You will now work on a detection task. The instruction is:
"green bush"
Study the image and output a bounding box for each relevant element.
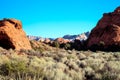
[0,60,44,80]
[64,43,71,50]
[52,41,60,48]
[0,61,27,76]
[101,72,117,80]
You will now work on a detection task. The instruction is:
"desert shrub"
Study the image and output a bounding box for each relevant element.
[0,61,27,76]
[68,70,83,80]
[84,67,95,80]
[34,47,45,53]
[53,55,62,62]
[64,43,71,50]
[43,68,72,80]
[78,53,86,60]
[113,52,120,61]
[67,54,76,60]
[30,43,45,52]
[94,73,102,80]
[71,40,82,50]
[52,41,60,48]
[106,44,120,51]
[30,40,52,53]
[19,49,43,58]
[101,72,117,80]
[60,43,72,50]
[0,47,5,52]
[59,43,65,48]
[89,44,99,51]
[89,42,120,51]
[88,41,106,51]
[0,47,120,80]
[78,61,87,68]
[86,58,104,72]
[64,60,79,72]
[100,61,120,80]
[0,57,46,80]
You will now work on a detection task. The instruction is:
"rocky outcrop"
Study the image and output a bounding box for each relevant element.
[87,7,120,51]
[0,18,31,50]
[55,38,70,44]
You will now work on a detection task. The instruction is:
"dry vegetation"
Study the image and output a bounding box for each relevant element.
[0,41,119,80]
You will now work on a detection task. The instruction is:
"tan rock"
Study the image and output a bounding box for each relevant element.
[0,18,31,50]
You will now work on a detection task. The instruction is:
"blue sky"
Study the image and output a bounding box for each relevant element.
[0,0,119,38]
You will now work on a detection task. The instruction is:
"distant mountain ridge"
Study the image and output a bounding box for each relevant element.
[63,32,90,41]
[27,31,90,42]
[27,35,42,41]
[27,35,54,41]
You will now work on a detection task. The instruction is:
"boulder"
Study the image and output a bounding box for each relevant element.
[0,18,31,50]
[87,6,120,51]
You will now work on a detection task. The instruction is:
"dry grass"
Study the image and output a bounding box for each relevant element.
[0,46,119,80]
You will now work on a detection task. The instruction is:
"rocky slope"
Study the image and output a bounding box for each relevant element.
[87,7,120,51]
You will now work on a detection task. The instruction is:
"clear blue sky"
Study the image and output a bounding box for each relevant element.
[0,0,119,38]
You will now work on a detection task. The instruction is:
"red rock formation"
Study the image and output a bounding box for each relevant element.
[87,7,120,50]
[0,18,31,50]
[55,38,70,44]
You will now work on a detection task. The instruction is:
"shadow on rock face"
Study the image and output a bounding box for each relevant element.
[0,38,15,49]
